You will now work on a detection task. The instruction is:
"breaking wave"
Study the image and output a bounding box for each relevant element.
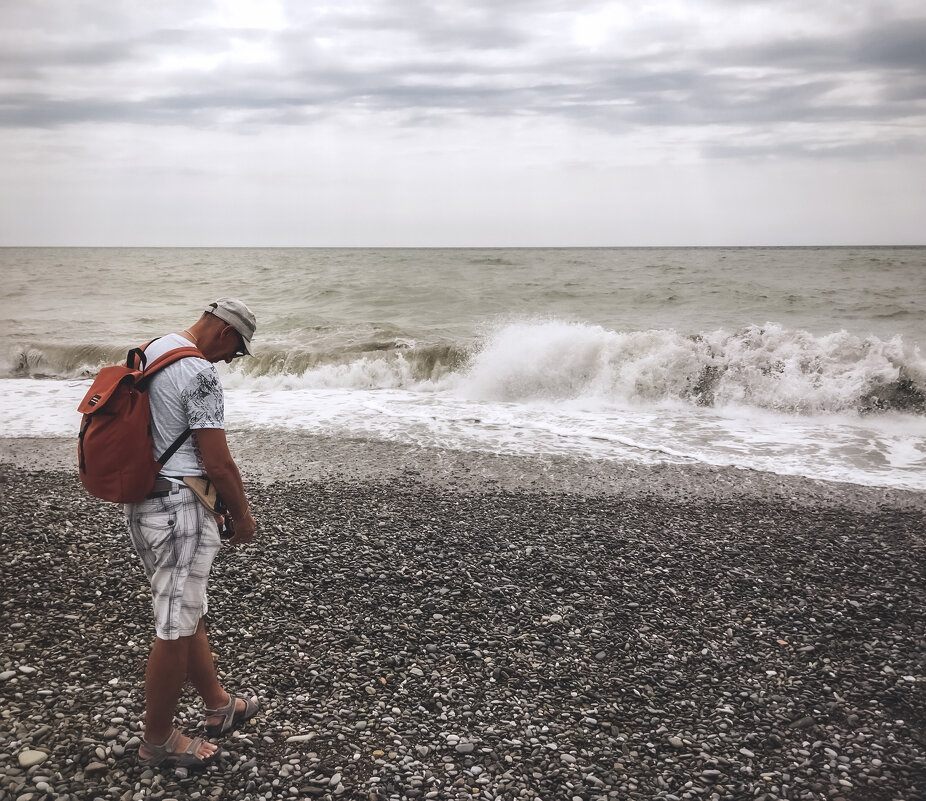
[6,321,925,415]
[457,321,926,415]
[4,344,129,380]
[229,342,467,388]
[3,340,470,387]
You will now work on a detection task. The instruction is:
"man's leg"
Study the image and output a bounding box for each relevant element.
[185,618,247,726]
[143,634,216,759]
[130,490,223,759]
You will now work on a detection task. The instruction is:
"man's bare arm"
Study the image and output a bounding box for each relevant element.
[194,428,256,543]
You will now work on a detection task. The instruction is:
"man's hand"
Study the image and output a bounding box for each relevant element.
[229,510,257,545]
[195,428,254,544]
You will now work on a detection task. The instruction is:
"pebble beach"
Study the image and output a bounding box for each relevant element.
[1,436,925,801]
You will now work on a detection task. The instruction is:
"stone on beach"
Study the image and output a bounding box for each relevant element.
[17,750,48,768]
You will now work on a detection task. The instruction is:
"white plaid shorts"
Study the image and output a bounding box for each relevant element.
[125,484,221,641]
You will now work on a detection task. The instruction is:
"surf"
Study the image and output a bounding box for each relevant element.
[456,320,926,415]
[6,320,925,417]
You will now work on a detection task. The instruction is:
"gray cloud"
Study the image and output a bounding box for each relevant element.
[854,19,926,71]
[0,1,923,161]
[725,18,926,72]
[321,3,532,51]
[704,136,926,161]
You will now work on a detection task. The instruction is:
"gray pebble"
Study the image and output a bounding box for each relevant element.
[17,750,47,768]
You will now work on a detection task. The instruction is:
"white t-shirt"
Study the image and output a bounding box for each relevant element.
[143,334,224,478]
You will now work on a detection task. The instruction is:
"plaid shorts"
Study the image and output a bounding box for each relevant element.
[125,484,221,641]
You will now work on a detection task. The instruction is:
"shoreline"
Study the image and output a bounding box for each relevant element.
[1,439,925,799]
[2,433,925,512]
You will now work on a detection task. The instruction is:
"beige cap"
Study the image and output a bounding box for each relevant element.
[206,298,256,355]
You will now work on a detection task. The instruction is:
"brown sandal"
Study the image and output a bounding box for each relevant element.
[204,691,260,736]
[137,727,215,768]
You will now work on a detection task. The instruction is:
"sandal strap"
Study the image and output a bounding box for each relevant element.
[162,727,183,753]
[204,692,236,717]
[242,695,259,718]
[140,727,182,763]
[139,728,214,767]
[205,692,238,729]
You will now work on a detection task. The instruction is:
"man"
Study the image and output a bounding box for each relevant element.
[126,298,260,767]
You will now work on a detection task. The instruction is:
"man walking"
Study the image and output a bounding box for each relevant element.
[126,298,260,767]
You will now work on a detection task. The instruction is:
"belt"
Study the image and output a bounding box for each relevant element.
[147,477,184,498]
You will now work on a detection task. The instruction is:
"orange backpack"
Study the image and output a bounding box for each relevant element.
[77,343,205,503]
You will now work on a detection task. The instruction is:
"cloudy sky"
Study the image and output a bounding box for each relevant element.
[1,0,924,246]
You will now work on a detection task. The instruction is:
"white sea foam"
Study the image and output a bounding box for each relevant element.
[223,352,442,392]
[456,320,925,414]
[8,320,925,418]
[4,377,925,490]
[217,320,926,420]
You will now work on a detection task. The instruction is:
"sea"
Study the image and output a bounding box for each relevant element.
[1,247,924,491]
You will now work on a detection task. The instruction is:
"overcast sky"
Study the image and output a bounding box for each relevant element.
[1,0,924,246]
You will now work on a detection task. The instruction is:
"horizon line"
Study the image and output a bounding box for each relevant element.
[2,243,925,249]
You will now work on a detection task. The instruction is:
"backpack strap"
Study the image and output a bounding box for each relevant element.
[127,338,158,370]
[136,342,208,466]
[157,428,194,467]
[127,347,147,370]
[142,346,207,378]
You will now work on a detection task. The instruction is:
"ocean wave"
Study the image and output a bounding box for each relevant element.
[3,340,470,386]
[5,322,925,415]
[226,342,467,387]
[4,344,129,380]
[457,321,926,415]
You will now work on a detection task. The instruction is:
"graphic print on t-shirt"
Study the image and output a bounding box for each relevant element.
[182,370,224,429]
